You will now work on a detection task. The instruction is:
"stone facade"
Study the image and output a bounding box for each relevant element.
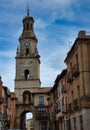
[50,69,67,130]
[65,31,90,130]
[50,31,90,130]
[0,77,11,130]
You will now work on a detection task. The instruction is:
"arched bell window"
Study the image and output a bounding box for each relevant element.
[30,24,33,30]
[26,23,29,30]
[24,69,30,80]
[26,48,29,55]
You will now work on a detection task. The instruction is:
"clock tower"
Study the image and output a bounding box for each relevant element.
[14,8,51,130]
[15,9,41,103]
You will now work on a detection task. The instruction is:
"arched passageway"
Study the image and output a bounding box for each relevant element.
[20,110,33,130]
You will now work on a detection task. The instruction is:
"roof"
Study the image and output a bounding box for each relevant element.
[10,92,17,99]
[32,87,51,94]
[51,69,67,92]
[64,30,90,62]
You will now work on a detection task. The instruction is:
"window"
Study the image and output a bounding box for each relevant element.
[70,62,72,71]
[24,69,30,80]
[39,96,44,104]
[73,117,76,130]
[75,54,78,66]
[71,91,74,101]
[30,24,33,30]
[24,24,25,29]
[77,85,80,98]
[66,119,71,130]
[80,115,83,130]
[26,48,29,55]
[26,23,29,30]
[39,121,47,130]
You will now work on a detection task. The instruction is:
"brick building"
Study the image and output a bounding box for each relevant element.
[0,77,11,130]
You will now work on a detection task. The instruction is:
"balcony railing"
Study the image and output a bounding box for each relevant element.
[0,96,3,104]
[73,99,81,110]
[61,105,66,114]
[67,72,73,83]
[72,64,79,78]
[35,113,49,120]
[68,103,73,113]
[35,106,49,120]
[61,86,67,93]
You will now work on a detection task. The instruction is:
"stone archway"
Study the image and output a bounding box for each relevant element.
[20,110,33,130]
[15,104,34,130]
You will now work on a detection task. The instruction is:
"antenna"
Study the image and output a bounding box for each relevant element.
[27,4,30,16]
[68,41,72,50]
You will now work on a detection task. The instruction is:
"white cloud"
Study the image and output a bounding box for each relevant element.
[40,62,60,87]
[32,0,72,9]
[0,50,16,91]
[35,18,48,29]
[0,60,15,92]
[40,44,68,87]
[0,50,15,58]
[13,28,22,39]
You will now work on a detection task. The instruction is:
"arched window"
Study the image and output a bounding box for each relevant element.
[26,48,29,55]
[24,69,30,80]
[26,23,29,30]
[30,24,33,30]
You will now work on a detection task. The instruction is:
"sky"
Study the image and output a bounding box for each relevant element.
[0,0,90,91]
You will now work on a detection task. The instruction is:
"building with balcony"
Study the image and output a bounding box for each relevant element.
[49,30,90,130]
[50,69,67,130]
[64,31,90,130]
[34,87,51,130]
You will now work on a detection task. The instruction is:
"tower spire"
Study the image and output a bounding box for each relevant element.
[27,4,30,16]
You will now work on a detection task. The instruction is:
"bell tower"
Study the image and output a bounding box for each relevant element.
[14,8,51,130]
[15,8,41,103]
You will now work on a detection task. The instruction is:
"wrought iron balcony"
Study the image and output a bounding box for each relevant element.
[67,72,73,83]
[61,85,67,93]
[61,105,66,114]
[72,64,79,78]
[68,103,73,113]
[73,99,80,110]
[35,106,49,120]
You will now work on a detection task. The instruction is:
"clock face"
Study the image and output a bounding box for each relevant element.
[25,42,30,47]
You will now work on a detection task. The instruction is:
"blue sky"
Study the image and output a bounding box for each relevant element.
[0,0,90,91]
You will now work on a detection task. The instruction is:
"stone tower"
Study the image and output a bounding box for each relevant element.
[15,9,41,101]
[14,9,42,129]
